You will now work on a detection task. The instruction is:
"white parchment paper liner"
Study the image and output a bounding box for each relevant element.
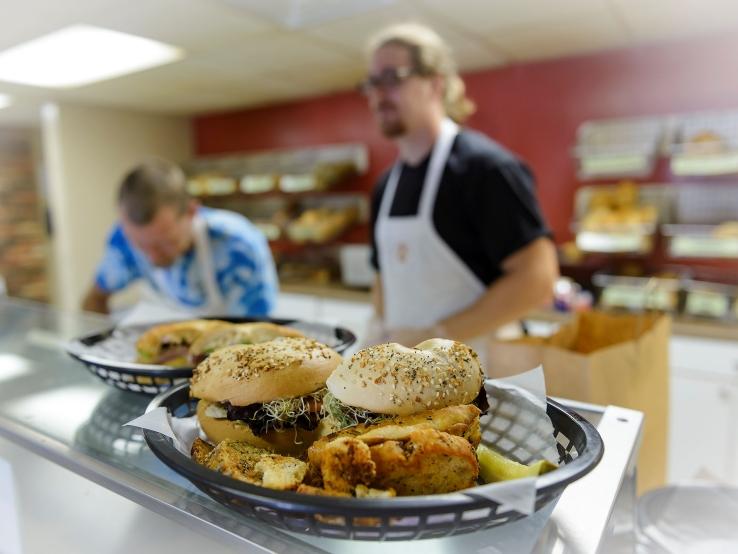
[125,365,557,515]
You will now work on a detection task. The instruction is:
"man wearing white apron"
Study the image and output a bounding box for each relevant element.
[82,158,278,322]
[363,24,559,369]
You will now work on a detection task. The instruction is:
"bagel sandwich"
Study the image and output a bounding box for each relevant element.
[322,338,488,429]
[188,322,304,365]
[135,319,231,366]
[306,339,489,495]
[191,337,342,456]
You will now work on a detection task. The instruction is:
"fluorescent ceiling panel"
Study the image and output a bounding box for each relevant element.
[0,25,183,88]
[0,94,11,109]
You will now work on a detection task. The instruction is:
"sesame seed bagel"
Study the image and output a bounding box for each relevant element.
[188,322,305,364]
[190,337,342,406]
[326,338,483,416]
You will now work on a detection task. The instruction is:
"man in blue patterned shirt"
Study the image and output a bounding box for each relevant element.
[81,158,278,317]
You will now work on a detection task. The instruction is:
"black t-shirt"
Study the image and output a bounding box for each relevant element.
[370,129,551,286]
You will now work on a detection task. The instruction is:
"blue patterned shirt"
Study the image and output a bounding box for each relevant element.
[94,207,278,316]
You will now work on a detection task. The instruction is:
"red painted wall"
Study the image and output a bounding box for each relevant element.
[194,31,738,244]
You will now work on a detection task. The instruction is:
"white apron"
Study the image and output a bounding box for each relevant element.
[120,215,227,325]
[376,118,491,367]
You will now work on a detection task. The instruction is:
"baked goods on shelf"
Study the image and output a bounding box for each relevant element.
[286,206,359,244]
[580,181,658,233]
[187,173,237,196]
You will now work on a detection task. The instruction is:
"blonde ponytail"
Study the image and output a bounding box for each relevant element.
[444,74,476,123]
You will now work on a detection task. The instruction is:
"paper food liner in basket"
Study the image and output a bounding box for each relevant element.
[126,366,558,515]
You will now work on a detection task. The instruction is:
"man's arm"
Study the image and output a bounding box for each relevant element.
[440,236,558,341]
[81,284,111,314]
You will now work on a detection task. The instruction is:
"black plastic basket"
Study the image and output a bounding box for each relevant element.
[66,317,356,395]
[144,383,604,541]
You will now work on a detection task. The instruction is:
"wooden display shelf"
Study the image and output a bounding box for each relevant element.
[193,187,368,203]
[269,223,369,254]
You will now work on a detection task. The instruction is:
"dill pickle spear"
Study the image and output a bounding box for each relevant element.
[476,444,557,483]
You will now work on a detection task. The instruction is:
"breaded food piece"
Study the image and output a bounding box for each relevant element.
[310,404,481,467]
[190,437,214,465]
[204,439,306,490]
[356,404,481,447]
[307,406,481,496]
[298,484,395,527]
[369,428,478,495]
[307,437,376,493]
[297,483,395,499]
[297,484,351,498]
[354,484,395,498]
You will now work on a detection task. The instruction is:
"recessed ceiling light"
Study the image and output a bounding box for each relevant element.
[0,25,183,88]
[0,94,11,109]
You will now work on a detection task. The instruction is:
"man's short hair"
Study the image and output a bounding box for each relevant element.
[117,158,189,225]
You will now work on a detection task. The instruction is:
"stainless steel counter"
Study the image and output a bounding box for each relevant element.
[0,297,643,553]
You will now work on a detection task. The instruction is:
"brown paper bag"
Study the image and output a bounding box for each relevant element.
[488,311,670,494]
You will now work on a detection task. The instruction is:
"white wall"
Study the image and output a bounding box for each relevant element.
[41,103,192,312]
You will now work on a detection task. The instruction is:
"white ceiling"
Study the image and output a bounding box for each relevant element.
[0,0,737,124]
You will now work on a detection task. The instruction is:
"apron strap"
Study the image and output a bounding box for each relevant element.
[192,214,225,310]
[377,118,459,227]
[418,118,458,218]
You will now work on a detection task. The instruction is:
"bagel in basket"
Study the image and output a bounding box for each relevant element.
[136,319,231,366]
[323,338,487,425]
[191,337,342,456]
[187,321,304,364]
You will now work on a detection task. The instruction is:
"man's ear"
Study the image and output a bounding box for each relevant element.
[431,74,445,99]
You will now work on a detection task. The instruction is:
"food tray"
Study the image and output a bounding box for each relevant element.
[144,383,604,541]
[65,317,356,395]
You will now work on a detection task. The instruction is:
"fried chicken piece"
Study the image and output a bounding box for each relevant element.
[204,439,306,490]
[297,483,395,498]
[298,484,395,527]
[356,404,481,447]
[307,406,481,496]
[190,437,214,465]
[354,484,395,498]
[315,403,480,450]
[369,428,479,495]
[297,484,351,497]
[307,436,376,493]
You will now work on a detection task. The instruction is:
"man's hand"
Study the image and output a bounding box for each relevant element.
[81,285,111,314]
[441,237,558,341]
[386,324,446,348]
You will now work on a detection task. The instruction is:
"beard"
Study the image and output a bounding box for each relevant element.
[381,119,407,137]
[376,102,407,137]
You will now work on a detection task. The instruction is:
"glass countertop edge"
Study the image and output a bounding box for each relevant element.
[0,413,326,554]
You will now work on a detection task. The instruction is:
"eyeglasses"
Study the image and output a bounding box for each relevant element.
[358,66,421,94]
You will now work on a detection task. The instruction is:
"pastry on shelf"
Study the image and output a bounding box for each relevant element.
[240,174,278,194]
[580,181,657,233]
[279,161,359,193]
[187,173,237,196]
[286,206,359,244]
[682,130,727,155]
[712,221,738,238]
